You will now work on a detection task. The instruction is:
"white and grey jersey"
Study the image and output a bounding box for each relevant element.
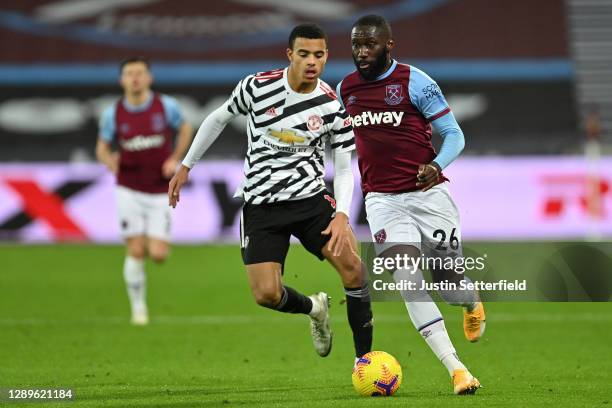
[227,68,355,205]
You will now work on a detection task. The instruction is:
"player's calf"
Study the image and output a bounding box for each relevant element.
[246,264,330,356]
[324,245,373,358]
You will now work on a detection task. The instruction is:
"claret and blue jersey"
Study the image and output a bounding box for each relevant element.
[337,60,465,194]
[98,92,183,193]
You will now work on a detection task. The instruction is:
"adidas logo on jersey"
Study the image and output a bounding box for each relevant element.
[351,111,404,127]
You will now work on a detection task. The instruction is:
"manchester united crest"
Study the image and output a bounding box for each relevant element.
[307,114,323,131]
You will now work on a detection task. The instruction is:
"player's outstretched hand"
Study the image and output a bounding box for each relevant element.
[416,162,441,192]
[321,212,354,257]
[168,165,190,208]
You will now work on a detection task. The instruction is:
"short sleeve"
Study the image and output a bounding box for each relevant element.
[226,75,254,116]
[98,104,116,143]
[160,95,184,129]
[329,107,355,153]
[408,66,451,122]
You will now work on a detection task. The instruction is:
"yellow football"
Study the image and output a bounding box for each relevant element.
[352,351,402,397]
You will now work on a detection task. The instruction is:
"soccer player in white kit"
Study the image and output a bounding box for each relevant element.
[168,24,373,362]
[337,15,485,394]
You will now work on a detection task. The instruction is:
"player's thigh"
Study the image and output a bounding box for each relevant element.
[413,184,463,260]
[116,186,146,240]
[144,192,172,243]
[365,193,421,255]
[322,226,363,288]
[291,191,336,261]
[245,262,284,305]
[240,203,291,266]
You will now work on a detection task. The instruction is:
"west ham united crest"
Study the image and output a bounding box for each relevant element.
[384,84,404,105]
[374,228,387,243]
[151,113,165,132]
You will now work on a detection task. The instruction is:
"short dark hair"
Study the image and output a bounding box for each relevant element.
[119,57,150,73]
[288,23,328,49]
[352,14,392,37]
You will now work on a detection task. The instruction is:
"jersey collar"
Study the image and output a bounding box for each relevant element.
[373,59,398,82]
[122,91,153,113]
[283,67,320,97]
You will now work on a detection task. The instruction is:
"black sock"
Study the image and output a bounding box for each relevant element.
[345,285,373,357]
[274,286,313,314]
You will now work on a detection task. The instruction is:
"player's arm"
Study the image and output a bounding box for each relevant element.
[172,121,194,160]
[168,103,235,207]
[333,149,354,219]
[322,109,356,256]
[162,121,194,178]
[159,95,194,178]
[417,112,465,191]
[96,139,118,175]
[168,77,251,207]
[321,148,355,257]
[96,106,119,175]
[408,67,464,191]
[431,112,465,170]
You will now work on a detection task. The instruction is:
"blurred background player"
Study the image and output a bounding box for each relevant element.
[168,24,373,361]
[96,57,193,325]
[337,15,483,394]
[584,105,603,239]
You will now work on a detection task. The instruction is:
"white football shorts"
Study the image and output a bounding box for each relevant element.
[116,185,172,241]
[365,183,462,258]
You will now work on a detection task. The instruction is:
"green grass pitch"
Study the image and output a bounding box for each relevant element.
[1,244,611,407]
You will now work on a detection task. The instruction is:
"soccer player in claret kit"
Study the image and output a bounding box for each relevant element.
[169,24,373,362]
[97,57,193,325]
[337,15,485,394]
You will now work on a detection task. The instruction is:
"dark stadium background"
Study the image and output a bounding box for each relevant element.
[1,1,611,407]
[1,0,609,242]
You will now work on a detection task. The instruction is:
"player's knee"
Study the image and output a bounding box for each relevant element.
[148,242,169,264]
[149,248,168,264]
[150,251,168,264]
[252,287,282,308]
[127,244,146,259]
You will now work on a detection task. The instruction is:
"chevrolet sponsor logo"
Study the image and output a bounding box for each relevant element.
[268,129,307,145]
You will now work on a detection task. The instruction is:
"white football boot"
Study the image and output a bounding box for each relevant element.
[308,292,332,357]
[130,307,149,326]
